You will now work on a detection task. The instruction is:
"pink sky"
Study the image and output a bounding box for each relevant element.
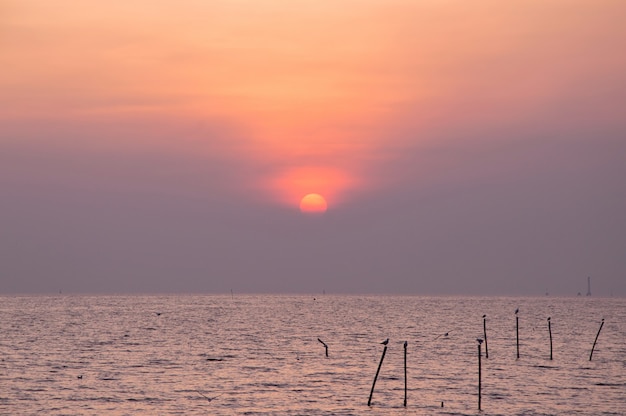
[1,1,625,294]
[4,0,625,206]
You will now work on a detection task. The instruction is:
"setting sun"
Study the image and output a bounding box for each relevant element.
[299,193,328,214]
[267,166,354,210]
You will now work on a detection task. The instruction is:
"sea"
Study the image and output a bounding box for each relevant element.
[0,295,624,415]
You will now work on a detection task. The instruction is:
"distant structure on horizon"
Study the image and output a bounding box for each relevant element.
[586,276,592,296]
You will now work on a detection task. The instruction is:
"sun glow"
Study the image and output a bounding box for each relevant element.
[267,166,355,210]
[299,193,328,214]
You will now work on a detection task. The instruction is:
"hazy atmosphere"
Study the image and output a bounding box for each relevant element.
[2,0,625,295]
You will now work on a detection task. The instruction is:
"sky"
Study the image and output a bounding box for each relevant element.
[1,0,625,295]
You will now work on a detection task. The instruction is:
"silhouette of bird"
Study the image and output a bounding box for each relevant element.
[381,338,389,345]
[434,331,452,341]
[482,314,486,319]
[547,317,551,321]
[196,390,222,402]
[156,312,162,316]
[477,338,483,344]
[403,341,408,348]
[515,308,519,314]
[77,375,83,379]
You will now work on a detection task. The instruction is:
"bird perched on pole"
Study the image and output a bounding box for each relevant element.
[381,338,389,345]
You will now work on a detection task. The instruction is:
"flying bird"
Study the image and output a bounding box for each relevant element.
[381,338,389,345]
[434,331,452,341]
[196,390,222,403]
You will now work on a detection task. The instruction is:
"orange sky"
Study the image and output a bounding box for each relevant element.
[2,0,625,208]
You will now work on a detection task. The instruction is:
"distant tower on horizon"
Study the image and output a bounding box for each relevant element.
[586,276,592,296]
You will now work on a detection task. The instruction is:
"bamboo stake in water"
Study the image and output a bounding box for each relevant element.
[515,308,520,359]
[477,338,483,411]
[483,314,489,359]
[368,339,389,406]
[317,338,328,357]
[403,341,407,407]
[589,319,605,361]
[548,317,553,360]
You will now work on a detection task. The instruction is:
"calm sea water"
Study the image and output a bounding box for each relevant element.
[0,295,624,415]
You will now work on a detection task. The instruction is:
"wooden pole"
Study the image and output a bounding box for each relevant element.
[317,338,328,358]
[589,319,604,361]
[478,339,483,411]
[548,317,553,360]
[516,311,520,359]
[403,341,407,407]
[483,314,489,359]
[368,342,388,406]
